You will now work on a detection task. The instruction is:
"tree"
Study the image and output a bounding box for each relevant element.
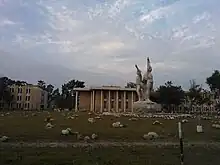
[125,82,136,88]
[37,80,46,90]
[59,79,85,109]
[45,84,54,108]
[206,70,220,93]
[156,81,185,112]
[0,77,14,107]
[187,80,203,105]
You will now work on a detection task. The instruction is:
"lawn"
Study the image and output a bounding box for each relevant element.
[1,145,220,165]
[1,111,220,142]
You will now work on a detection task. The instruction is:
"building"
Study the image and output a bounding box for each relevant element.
[73,86,138,113]
[0,84,48,110]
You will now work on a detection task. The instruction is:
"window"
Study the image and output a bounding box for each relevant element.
[18,87,22,93]
[17,95,22,101]
[27,103,30,109]
[26,96,30,101]
[10,88,14,93]
[17,103,22,109]
[26,88,31,94]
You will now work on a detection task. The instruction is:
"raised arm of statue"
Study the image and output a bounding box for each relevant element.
[135,64,141,72]
[146,57,152,72]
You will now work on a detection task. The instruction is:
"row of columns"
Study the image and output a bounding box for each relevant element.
[90,90,134,113]
[74,90,135,113]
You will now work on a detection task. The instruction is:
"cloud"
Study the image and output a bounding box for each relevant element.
[0,18,16,26]
[0,0,220,88]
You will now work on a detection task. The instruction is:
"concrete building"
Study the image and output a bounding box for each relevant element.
[0,84,48,110]
[73,86,138,113]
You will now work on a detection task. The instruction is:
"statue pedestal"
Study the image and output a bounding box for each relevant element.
[133,99,161,114]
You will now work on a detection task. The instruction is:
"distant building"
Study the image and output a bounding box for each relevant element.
[0,84,48,110]
[73,86,138,113]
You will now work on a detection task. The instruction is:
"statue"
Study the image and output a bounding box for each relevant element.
[135,64,143,101]
[133,57,160,113]
[135,57,153,102]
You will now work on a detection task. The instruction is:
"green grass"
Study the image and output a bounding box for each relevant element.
[1,146,220,165]
[1,111,220,142]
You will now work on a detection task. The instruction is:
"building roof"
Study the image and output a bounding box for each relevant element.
[73,86,136,91]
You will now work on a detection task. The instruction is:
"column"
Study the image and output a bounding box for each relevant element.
[131,91,134,113]
[90,91,93,111]
[108,90,111,112]
[92,90,95,112]
[123,91,126,112]
[100,90,103,113]
[116,91,119,113]
[75,91,78,112]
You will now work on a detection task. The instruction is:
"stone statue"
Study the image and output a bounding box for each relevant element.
[143,57,153,101]
[135,64,143,101]
[135,57,153,102]
[133,57,160,114]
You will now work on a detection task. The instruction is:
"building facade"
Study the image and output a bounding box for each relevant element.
[0,84,48,110]
[73,86,138,113]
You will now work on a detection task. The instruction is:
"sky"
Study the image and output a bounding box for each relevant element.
[0,0,219,89]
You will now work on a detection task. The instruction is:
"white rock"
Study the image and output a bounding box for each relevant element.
[129,118,138,121]
[95,116,101,119]
[61,128,72,135]
[0,136,9,142]
[88,118,95,123]
[45,123,53,129]
[212,124,220,129]
[84,136,91,142]
[196,125,203,133]
[143,132,159,140]
[91,133,98,140]
[182,119,188,123]
[152,120,162,125]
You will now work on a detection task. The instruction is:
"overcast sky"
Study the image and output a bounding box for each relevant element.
[0,0,219,89]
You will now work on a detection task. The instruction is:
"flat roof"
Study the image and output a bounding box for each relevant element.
[73,87,136,91]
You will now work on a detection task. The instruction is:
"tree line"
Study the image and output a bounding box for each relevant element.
[1,70,220,111]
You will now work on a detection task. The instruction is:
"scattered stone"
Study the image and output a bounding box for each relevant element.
[0,136,9,142]
[182,119,188,123]
[152,120,162,125]
[95,116,101,119]
[112,121,124,128]
[88,118,95,123]
[143,132,159,140]
[212,124,220,129]
[91,133,98,140]
[45,123,53,129]
[196,125,203,133]
[61,128,72,135]
[129,117,138,121]
[84,136,91,143]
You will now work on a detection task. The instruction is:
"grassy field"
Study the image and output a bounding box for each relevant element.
[1,145,220,165]
[1,111,220,142]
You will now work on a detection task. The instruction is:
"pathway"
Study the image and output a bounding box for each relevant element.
[1,141,220,148]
